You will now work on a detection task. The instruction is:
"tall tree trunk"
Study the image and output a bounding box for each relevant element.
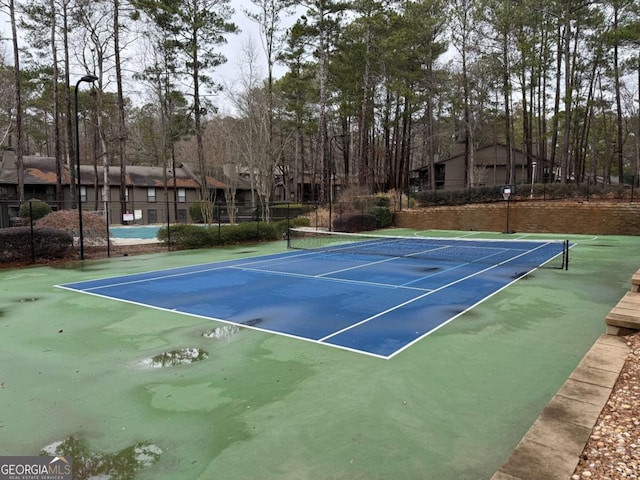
[114,0,127,221]
[63,0,75,206]
[502,29,513,184]
[462,37,471,187]
[359,20,372,192]
[549,24,562,182]
[9,0,24,202]
[317,28,329,203]
[51,0,63,205]
[612,6,624,185]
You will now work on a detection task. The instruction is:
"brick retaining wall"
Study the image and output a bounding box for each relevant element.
[394,201,640,236]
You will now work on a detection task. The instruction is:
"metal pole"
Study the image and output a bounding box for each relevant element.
[506,197,511,233]
[29,201,35,263]
[530,161,537,199]
[74,74,98,260]
[328,133,350,232]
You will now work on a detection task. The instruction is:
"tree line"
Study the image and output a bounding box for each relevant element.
[0,0,639,218]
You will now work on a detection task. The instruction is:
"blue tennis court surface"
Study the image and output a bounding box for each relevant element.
[58,236,567,359]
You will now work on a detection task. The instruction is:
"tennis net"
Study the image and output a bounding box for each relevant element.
[287,228,569,270]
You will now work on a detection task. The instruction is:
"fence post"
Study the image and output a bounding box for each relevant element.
[166,198,171,251]
[217,201,221,241]
[106,206,111,258]
[256,202,260,238]
[29,201,35,264]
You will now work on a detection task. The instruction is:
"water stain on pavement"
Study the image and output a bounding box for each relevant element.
[146,348,209,368]
[41,436,161,479]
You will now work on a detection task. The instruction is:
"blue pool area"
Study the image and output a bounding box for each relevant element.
[110,225,162,239]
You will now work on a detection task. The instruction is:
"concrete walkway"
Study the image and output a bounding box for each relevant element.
[492,334,630,480]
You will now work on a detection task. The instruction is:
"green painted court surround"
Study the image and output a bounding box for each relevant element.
[0,231,636,479]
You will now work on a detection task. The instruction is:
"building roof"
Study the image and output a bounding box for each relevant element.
[0,155,69,185]
[413,143,537,172]
[0,152,239,190]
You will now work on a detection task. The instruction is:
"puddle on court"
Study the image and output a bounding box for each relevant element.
[144,348,209,368]
[412,266,441,273]
[241,318,263,327]
[41,436,162,478]
[17,297,40,303]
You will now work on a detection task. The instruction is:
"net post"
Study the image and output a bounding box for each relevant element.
[286,228,291,249]
[564,239,570,270]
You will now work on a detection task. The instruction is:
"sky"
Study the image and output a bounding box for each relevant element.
[0,0,296,115]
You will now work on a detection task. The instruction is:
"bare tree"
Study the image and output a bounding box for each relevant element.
[1,0,25,202]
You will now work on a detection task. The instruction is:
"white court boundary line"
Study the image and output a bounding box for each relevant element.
[56,238,563,360]
[318,242,551,345]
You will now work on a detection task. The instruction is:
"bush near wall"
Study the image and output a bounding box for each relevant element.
[0,227,74,263]
[333,213,378,232]
[270,203,315,219]
[189,201,216,223]
[157,217,310,249]
[18,199,53,221]
[413,183,632,207]
[370,207,393,228]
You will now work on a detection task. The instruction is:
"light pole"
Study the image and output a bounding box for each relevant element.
[630,132,639,188]
[328,133,350,231]
[74,74,98,260]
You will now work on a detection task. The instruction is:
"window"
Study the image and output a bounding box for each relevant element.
[178,209,187,223]
[178,188,186,203]
[147,187,156,203]
[80,186,87,203]
[148,209,157,223]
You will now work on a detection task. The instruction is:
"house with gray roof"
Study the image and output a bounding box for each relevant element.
[0,150,254,227]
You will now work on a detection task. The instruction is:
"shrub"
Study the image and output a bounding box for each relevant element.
[270,203,315,220]
[414,186,504,206]
[352,195,377,212]
[189,201,216,223]
[332,213,378,232]
[375,196,391,208]
[273,216,310,237]
[19,199,52,221]
[0,227,73,263]
[370,207,393,228]
[157,220,297,249]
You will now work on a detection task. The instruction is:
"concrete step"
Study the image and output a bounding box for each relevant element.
[605,291,640,331]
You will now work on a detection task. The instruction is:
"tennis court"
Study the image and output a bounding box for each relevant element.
[0,229,635,479]
[58,231,569,358]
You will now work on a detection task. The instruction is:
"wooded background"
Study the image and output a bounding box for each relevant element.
[1,0,639,209]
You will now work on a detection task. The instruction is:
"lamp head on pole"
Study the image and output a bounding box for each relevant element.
[80,74,99,84]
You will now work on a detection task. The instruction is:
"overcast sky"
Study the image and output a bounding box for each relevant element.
[0,1,295,114]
